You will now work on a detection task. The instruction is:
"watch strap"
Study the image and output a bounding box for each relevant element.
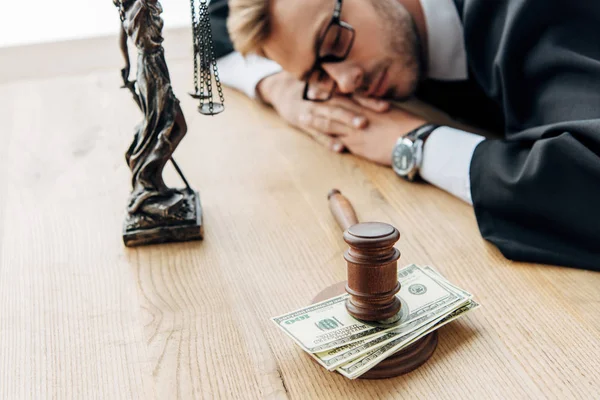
[400,123,439,182]
[405,123,439,144]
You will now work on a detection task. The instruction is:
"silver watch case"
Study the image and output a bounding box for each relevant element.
[391,136,424,181]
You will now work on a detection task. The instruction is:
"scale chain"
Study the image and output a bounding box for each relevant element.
[203,0,225,111]
[198,0,213,113]
[187,0,224,115]
[190,0,200,96]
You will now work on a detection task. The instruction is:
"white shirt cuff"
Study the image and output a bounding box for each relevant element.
[217,52,282,99]
[420,126,485,205]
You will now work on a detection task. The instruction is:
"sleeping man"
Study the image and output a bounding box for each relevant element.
[209,0,600,271]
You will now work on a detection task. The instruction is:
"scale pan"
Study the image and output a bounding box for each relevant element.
[198,103,224,115]
[189,92,212,100]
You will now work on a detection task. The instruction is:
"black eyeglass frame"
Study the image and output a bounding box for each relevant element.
[302,0,356,102]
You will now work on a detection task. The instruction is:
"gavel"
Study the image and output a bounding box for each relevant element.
[327,189,402,323]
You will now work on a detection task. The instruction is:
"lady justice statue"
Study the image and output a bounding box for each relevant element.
[113,0,223,246]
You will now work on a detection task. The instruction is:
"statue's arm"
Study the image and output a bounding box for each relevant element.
[119,25,131,82]
[118,19,142,110]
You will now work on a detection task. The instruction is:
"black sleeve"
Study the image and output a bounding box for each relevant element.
[208,0,235,59]
[463,0,600,271]
[470,125,600,271]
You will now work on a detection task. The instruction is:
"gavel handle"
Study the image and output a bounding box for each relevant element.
[328,189,360,231]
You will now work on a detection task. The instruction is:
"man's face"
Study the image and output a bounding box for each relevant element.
[262,0,422,100]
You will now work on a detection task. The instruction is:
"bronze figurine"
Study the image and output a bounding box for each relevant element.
[114,0,223,246]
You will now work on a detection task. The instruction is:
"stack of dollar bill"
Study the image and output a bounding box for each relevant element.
[271,264,479,379]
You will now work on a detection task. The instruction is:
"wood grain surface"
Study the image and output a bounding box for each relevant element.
[0,31,599,399]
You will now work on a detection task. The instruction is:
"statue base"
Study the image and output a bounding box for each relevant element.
[123,189,203,247]
[312,282,438,379]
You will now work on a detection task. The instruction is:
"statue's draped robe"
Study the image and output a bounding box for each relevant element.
[124,1,185,213]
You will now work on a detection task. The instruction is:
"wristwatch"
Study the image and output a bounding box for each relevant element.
[391,123,439,182]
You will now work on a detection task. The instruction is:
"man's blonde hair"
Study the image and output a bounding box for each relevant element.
[227,0,271,56]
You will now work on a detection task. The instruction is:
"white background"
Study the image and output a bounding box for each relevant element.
[0,0,191,48]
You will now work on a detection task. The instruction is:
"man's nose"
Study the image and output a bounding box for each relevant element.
[323,63,364,94]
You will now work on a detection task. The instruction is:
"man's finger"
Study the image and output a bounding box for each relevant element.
[311,104,368,129]
[352,95,390,112]
[329,139,346,153]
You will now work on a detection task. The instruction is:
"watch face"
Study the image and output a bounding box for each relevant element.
[392,141,415,175]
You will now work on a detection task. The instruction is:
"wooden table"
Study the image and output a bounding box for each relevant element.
[1,31,599,399]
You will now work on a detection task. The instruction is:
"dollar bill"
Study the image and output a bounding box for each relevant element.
[271,264,465,354]
[311,287,470,370]
[311,314,444,371]
[307,265,474,370]
[422,299,480,334]
[422,265,473,299]
[334,267,480,379]
[387,298,480,361]
[336,315,446,379]
[271,293,390,354]
[337,298,480,379]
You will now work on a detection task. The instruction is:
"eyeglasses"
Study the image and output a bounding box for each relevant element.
[302,0,355,102]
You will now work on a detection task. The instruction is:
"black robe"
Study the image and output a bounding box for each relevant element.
[210,0,600,271]
[451,0,600,271]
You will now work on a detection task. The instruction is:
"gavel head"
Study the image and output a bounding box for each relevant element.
[343,222,402,323]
